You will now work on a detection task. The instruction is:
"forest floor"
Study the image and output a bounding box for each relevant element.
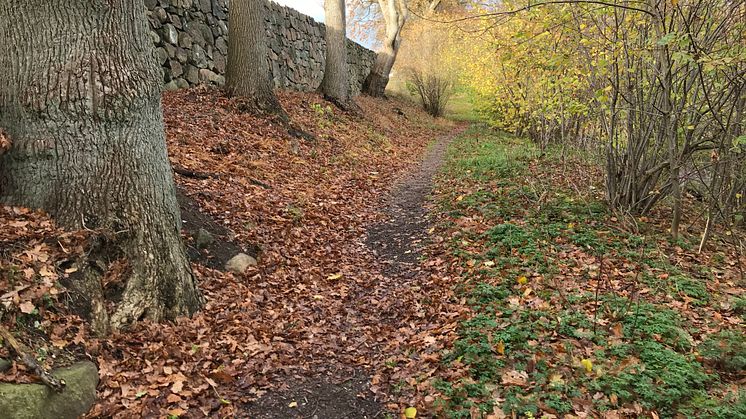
[1,91,744,419]
[1,88,462,418]
[419,126,745,418]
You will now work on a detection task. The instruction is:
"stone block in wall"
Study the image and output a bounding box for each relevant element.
[161,23,178,45]
[155,47,169,65]
[199,69,225,86]
[154,7,168,23]
[190,44,208,68]
[176,47,189,63]
[170,60,184,78]
[149,30,161,45]
[192,21,214,46]
[164,43,176,59]
[178,32,193,49]
[216,37,228,55]
[165,80,180,91]
[185,65,200,84]
[213,52,226,73]
[170,13,183,29]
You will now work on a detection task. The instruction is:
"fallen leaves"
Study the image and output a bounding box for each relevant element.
[78,89,452,416]
[18,301,35,314]
[501,370,529,386]
[417,130,746,418]
[580,358,594,374]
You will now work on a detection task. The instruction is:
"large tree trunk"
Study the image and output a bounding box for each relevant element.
[0,0,202,334]
[226,0,286,117]
[363,0,408,97]
[321,0,351,108]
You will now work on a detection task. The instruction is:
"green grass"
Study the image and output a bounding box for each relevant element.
[446,92,481,122]
[429,125,742,418]
[443,126,536,182]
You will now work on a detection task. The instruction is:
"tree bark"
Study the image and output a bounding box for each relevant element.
[226,0,286,118]
[0,0,202,333]
[321,0,351,108]
[363,0,408,97]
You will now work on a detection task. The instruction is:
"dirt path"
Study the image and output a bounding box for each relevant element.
[366,130,458,277]
[242,127,463,418]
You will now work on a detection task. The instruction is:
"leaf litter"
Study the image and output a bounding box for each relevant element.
[1,88,462,418]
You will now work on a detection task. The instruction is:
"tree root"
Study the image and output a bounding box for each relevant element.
[173,166,272,189]
[0,324,66,392]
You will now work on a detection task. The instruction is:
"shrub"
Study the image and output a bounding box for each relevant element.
[406,68,454,117]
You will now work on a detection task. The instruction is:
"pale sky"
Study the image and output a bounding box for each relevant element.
[273,0,325,22]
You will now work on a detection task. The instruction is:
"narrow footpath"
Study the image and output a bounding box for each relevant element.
[243,126,465,418]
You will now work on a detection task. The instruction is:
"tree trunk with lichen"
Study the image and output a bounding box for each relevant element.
[0,0,202,334]
[226,0,286,118]
[321,0,350,108]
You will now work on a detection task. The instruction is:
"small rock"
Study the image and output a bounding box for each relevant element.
[0,361,99,419]
[164,80,179,91]
[0,358,11,373]
[225,253,257,274]
[194,228,214,249]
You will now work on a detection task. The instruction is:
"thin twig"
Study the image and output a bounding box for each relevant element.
[0,324,66,392]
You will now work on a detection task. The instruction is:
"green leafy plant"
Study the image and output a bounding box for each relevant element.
[699,330,746,374]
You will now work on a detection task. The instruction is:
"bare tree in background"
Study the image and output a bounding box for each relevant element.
[352,0,445,97]
[363,0,408,97]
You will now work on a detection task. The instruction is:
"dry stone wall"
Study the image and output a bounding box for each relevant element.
[145,0,376,95]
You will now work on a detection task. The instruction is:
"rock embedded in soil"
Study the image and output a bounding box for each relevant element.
[0,361,99,419]
[0,358,10,373]
[194,227,215,249]
[225,253,257,274]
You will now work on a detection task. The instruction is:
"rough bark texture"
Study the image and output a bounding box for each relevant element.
[363,0,408,97]
[320,0,350,108]
[225,0,285,117]
[0,0,202,332]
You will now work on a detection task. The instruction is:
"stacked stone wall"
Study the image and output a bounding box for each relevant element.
[145,0,376,94]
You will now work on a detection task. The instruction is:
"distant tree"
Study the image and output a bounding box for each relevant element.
[226,0,286,117]
[362,0,409,97]
[0,0,201,334]
[356,0,446,97]
[321,0,351,108]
